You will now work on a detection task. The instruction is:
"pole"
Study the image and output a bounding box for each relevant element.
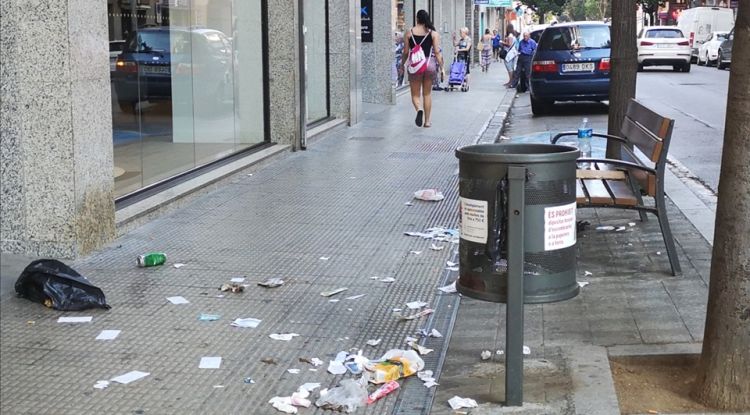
[505,165,526,406]
[297,0,307,150]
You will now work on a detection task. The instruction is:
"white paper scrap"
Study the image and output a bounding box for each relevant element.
[270,333,300,341]
[596,226,616,231]
[417,370,434,381]
[424,380,439,388]
[410,251,422,255]
[320,287,348,297]
[329,299,340,303]
[656,251,662,256]
[327,360,347,375]
[366,338,382,346]
[380,277,396,283]
[578,281,590,288]
[481,350,492,360]
[93,380,110,389]
[299,383,321,393]
[173,263,185,268]
[199,356,222,369]
[392,308,402,312]
[438,282,457,294]
[287,369,300,374]
[406,301,428,310]
[446,261,458,267]
[230,277,246,283]
[231,318,262,328]
[430,244,445,251]
[430,329,443,338]
[319,257,330,261]
[584,271,593,277]
[345,294,366,300]
[58,316,93,323]
[111,370,150,384]
[446,266,459,272]
[310,358,324,367]
[448,396,478,410]
[166,296,189,305]
[523,345,531,355]
[497,350,505,355]
[96,330,121,341]
[616,226,627,232]
[405,202,414,206]
[269,396,298,414]
[628,222,636,227]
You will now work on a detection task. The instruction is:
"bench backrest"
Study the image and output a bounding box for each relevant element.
[619,99,675,196]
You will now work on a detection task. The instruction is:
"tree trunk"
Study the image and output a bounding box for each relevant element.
[694,2,750,410]
[606,0,637,158]
[539,11,546,24]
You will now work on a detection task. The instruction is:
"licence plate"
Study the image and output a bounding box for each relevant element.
[561,62,594,72]
[657,44,671,48]
[141,65,170,74]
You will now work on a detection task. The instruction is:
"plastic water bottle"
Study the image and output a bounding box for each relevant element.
[577,118,593,169]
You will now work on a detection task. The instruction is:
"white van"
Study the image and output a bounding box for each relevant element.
[677,7,735,61]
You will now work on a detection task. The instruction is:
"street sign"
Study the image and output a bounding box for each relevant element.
[361,0,373,43]
[475,0,512,5]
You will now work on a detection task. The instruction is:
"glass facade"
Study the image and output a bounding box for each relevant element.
[304,0,329,124]
[393,0,406,89]
[108,0,266,198]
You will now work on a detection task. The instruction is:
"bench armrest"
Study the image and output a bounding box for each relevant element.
[578,158,657,175]
[551,132,629,145]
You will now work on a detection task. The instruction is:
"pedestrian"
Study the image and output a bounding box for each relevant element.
[481,29,493,72]
[512,31,537,92]
[453,27,472,88]
[492,29,502,61]
[502,24,518,87]
[403,9,444,128]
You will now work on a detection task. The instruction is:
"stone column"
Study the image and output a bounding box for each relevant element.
[267,0,302,147]
[328,0,357,121]
[362,0,396,104]
[1,0,115,258]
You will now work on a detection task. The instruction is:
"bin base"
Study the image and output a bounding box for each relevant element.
[456,280,580,304]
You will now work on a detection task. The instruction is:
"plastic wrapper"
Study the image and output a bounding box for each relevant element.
[367,380,400,404]
[15,259,110,311]
[314,379,368,413]
[366,349,425,384]
[413,189,445,201]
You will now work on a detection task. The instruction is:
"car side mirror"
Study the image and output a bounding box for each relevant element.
[729,35,734,40]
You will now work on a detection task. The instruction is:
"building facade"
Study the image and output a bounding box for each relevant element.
[1,0,501,258]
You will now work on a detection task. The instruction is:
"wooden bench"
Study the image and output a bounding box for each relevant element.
[552,99,681,276]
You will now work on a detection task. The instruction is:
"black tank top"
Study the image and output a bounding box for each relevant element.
[410,29,433,56]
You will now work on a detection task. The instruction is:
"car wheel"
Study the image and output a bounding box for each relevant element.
[683,62,691,73]
[530,95,552,115]
[118,100,135,113]
[672,65,681,72]
[697,53,705,65]
[717,51,726,70]
[637,63,644,72]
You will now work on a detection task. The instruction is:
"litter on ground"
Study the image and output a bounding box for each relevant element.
[198,313,221,321]
[523,346,531,355]
[406,301,428,310]
[380,277,396,283]
[110,370,150,384]
[166,296,189,305]
[366,339,382,346]
[346,294,366,300]
[446,261,457,267]
[93,380,110,389]
[578,281,590,288]
[430,244,444,251]
[230,277,246,283]
[287,369,300,374]
[173,263,185,269]
[219,283,244,293]
[270,333,300,341]
[231,318,262,328]
[438,282,457,293]
[58,316,93,323]
[199,357,222,369]
[95,330,121,340]
[413,189,444,201]
[409,251,422,255]
[596,226,616,231]
[321,288,348,297]
[400,309,435,321]
[584,271,593,277]
[258,278,285,288]
[448,396,478,410]
[446,266,459,272]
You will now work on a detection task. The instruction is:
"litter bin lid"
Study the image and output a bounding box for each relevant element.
[456,143,579,164]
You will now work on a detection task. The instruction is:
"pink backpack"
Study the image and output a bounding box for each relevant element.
[407,29,432,75]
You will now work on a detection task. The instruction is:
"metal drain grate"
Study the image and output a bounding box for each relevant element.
[350,136,385,141]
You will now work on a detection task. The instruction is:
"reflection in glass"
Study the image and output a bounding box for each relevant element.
[392,0,406,88]
[108,0,266,198]
[304,0,329,124]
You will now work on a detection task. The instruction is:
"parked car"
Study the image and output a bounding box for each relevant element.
[697,31,729,66]
[717,27,734,70]
[109,40,126,72]
[111,27,233,113]
[636,26,692,72]
[529,21,611,115]
[676,6,735,62]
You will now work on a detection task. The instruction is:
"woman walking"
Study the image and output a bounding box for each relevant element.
[502,24,518,87]
[481,29,493,72]
[403,10,443,128]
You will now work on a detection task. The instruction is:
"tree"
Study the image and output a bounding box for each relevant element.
[694,2,750,410]
[605,0,637,158]
[566,0,609,21]
[526,0,567,24]
[638,0,664,26]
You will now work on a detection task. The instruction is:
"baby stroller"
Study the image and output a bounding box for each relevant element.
[447,54,469,92]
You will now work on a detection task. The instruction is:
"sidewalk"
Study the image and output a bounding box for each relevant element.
[0,66,514,414]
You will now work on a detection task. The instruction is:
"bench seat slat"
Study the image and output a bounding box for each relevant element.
[621,116,664,162]
[576,180,589,204]
[581,179,613,205]
[576,169,626,180]
[605,180,638,206]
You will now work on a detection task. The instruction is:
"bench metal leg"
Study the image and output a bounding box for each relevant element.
[627,175,649,222]
[656,202,682,276]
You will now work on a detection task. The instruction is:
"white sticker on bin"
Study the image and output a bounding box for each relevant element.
[459,197,488,244]
[544,202,577,251]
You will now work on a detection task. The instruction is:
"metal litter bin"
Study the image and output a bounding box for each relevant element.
[455,143,580,304]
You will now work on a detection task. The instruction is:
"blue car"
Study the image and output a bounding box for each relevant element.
[529,22,611,115]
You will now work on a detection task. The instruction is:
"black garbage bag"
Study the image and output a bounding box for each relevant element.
[15,259,111,311]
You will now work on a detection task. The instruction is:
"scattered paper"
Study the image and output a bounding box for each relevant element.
[417,370,439,388]
[320,287,348,297]
[346,294,366,300]
[578,281,590,288]
[287,369,301,374]
[329,299,340,303]
[414,189,445,201]
[446,261,457,267]
[596,226,616,231]
[269,396,298,414]
[319,257,330,261]
[616,226,627,232]
[258,278,285,288]
[244,377,256,384]
[424,380,439,388]
[95,330,121,341]
[656,251,662,256]
[166,296,189,305]
[366,339,382,346]
[481,350,492,360]
[584,271,593,277]
[310,358,324,367]
[230,277,246,283]
[111,371,150,384]
[448,396,478,410]
[199,356,222,369]
[438,282,457,293]
[446,266,459,272]
[213,385,224,388]
[409,251,422,255]
[198,313,221,321]
[406,301,428,310]
[496,350,504,355]
[231,318,262,328]
[327,360,347,375]
[523,346,531,355]
[392,308,402,312]
[299,383,321,393]
[628,222,636,227]
[404,227,460,244]
[380,277,396,283]
[404,202,414,206]
[401,309,435,321]
[93,380,110,389]
[173,263,185,269]
[369,276,379,280]
[270,333,300,341]
[430,329,443,338]
[408,341,433,355]
[220,283,244,293]
[58,316,93,323]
